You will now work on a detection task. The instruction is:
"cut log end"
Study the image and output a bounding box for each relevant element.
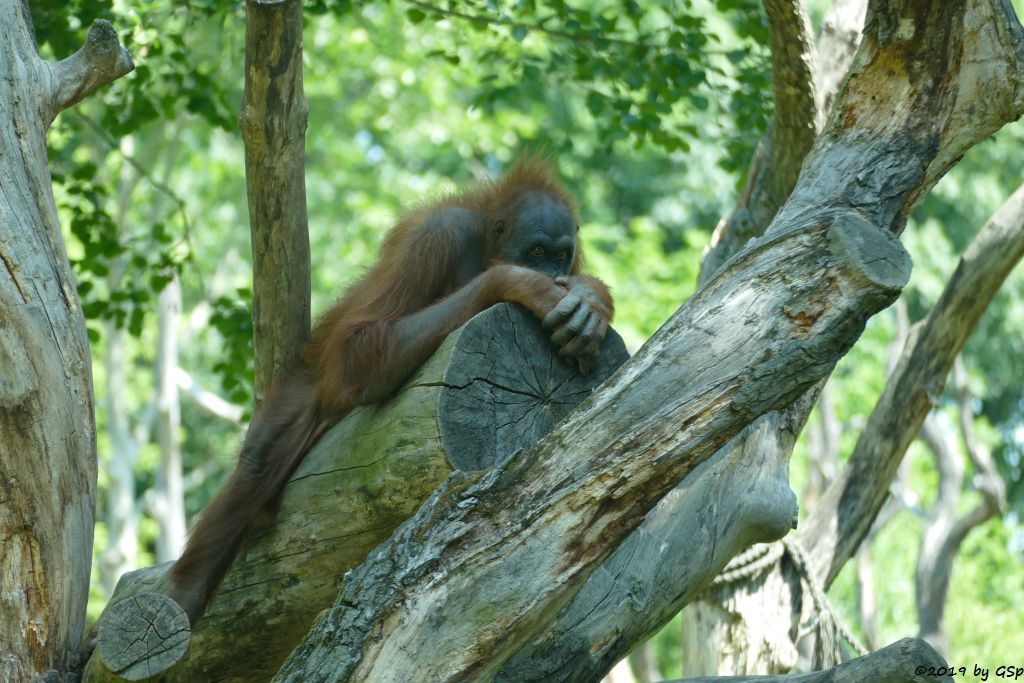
[827,211,911,290]
[96,592,190,680]
[439,303,629,470]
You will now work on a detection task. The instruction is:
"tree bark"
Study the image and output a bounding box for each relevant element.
[698,0,820,287]
[0,8,133,680]
[718,148,1024,675]
[82,304,628,682]
[241,0,312,406]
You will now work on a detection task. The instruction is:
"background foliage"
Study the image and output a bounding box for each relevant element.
[30,0,1024,676]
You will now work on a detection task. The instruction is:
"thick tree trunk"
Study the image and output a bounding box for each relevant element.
[0,7,132,680]
[241,0,312,406]
[82,304,628,682]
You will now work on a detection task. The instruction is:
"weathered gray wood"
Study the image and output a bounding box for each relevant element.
[495,396,810,682]
[439,304,628,470]
[82,304,626,682]
[242,0,312,405]
[682,0,1024,675]
[666,638,951,683]
[273,211,910,683]
[97,593,190,681]
[0,10,132,681]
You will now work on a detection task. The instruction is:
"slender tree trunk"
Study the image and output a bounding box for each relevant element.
[155,276,186,561]
[240,0,311,406]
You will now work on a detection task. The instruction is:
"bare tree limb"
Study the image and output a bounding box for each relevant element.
[954,360,1006,519]
[45,20,134,123]
[174,367,245,427]
[699,0,818,286]
[914,359,1008,655]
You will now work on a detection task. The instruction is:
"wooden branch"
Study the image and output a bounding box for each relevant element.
[778,0,1024,234]
[667,638,952,683]
[274,211,909,682]
[954,360,1006,517]
[241,0,312,406]
[699,0,818,285]
[801,181,1024,588]
[46,20,134,123]
[174,367,245,426]
[496,392,811,681]
[815,0,869,115]
[82,305,628,682]
[915,362,1006,654]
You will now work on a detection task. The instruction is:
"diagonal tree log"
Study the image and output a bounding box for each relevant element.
[497,3,835,677]
[502,0,1024,678]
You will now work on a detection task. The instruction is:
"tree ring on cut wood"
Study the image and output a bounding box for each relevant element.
[97,592,190,680]
[439,303,629,470]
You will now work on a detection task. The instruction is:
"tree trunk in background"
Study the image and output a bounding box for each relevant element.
[101,319,142,594]
[914,359,1007,658]
[0,6,133,679]
[241,0,311,407]
[155,276,186,561]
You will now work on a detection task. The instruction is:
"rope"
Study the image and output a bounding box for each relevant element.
[709,542,784,587]
[782,536,869,666]
[708,537,869,667]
